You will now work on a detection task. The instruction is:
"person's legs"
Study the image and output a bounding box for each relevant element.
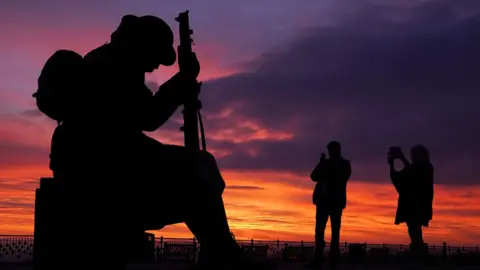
[330,209,343,247]
[406,221,424,261]
[314,205,329,264]
[407,223,423,245]
[329,209,343,266]
[407,221,424,246]
[329,209,342,246]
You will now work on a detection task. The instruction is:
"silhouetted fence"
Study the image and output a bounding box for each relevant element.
[1,235,479,265]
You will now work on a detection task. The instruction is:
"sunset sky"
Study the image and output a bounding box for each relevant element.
[1,0,480,246]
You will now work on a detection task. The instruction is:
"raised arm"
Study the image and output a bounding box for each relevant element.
[142,51,200,131]
[390,163,408,194]
[310,161,326,182]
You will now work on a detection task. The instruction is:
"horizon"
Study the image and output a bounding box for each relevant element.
[0,233,476,248]
[1,0,480,246]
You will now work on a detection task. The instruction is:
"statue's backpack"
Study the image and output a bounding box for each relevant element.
[33,50,84,124]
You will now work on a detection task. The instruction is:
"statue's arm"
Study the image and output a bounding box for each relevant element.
[142,73,184,132]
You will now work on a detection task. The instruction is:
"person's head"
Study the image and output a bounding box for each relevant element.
[110,15,176,73]
[410,144,430,164]
[327,141,342,158]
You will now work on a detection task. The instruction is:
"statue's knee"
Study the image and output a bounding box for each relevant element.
[203,150,215,160]
[198,150,216,163]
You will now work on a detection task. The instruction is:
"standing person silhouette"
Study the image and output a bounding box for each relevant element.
[309,141,351,268]
[50,14,269,269]
[389,145,434,261]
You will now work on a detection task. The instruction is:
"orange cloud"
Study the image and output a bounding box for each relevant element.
[0,110,479,246]
[2,168,480,246]
[146,171,480,246]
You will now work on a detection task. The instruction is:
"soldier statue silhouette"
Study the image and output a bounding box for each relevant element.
[37,14,273,269]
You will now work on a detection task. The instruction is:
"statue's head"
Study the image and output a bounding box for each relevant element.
[111,15,176,72]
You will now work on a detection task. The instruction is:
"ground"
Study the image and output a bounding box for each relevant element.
[2,263,479,270]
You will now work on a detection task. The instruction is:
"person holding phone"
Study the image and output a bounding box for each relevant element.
[310,141,352,267]
[388,145,434,260]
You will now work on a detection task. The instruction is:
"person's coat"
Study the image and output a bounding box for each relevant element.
[390,163,434,226]
[310,158,351,209]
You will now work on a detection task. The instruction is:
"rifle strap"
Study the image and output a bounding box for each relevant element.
[198,108,207,151]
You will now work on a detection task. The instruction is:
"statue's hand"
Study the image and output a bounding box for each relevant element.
[178,47,200,80]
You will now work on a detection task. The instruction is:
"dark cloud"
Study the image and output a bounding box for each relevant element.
[0,142,49,169]
[0,178,37,192]
[194,1,480,185]
[145,81,160,92]
[4,0,478,187]
[20,108,43,117]
[227,185,265,190]
[0,201,33,209]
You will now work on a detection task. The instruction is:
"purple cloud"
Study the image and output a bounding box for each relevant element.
[3,0,480,187]
[189,0,480,185]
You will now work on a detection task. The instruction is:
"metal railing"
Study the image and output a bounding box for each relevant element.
[1,235,479,264]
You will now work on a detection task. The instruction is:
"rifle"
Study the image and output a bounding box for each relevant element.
[176,10,207,151]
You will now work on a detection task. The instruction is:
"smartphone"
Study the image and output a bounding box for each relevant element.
[389,146,402,157]
[388,146,402,164]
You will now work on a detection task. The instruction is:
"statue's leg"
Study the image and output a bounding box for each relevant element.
[159,145,240,264]
[135,136,239,263]
[137,136,275,269]
[59,178,129,270]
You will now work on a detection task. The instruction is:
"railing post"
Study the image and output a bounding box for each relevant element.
[442,242,447,260]
[6,235,473,265]
[193,237,197,262]
[155,239,161,262]
[160,236,164,261]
